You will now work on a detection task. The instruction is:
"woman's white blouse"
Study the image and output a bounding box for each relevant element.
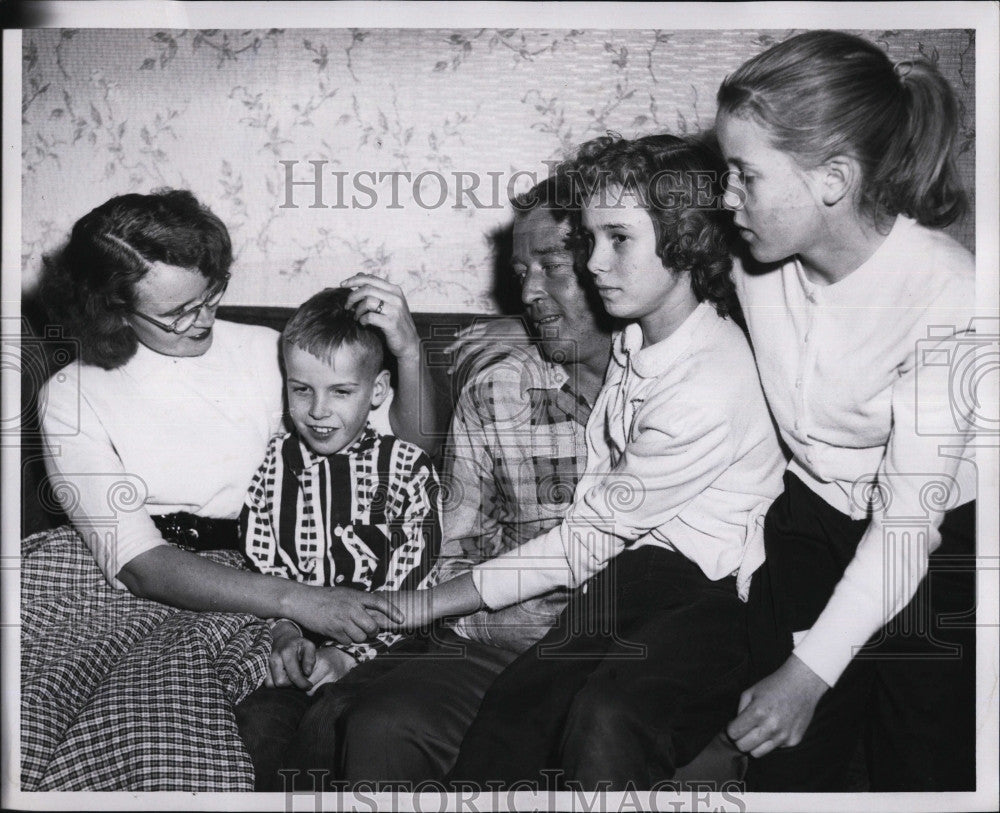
[734,216,979,686]
[40,319,397,589]
[40,320,285,587]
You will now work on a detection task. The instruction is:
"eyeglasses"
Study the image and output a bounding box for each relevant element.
[129,274,230,334]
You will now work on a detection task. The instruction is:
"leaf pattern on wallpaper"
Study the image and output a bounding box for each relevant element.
[523,90,576,160]
[303,38,330,72]
[339,236,394,275]
[408,231,484,308]
[21,28,977,309]
[23,43,186,189]
[229,85,295,155]
[21,218,63,283]
[214,29,287,66]
[141,30,185,70]
[291,80,339,129]
[287,231,395,279]
[527,29,716,157]
[425,107,480,176]
[352,90,414,171]
[955,30,975,157]
[219,159,250,225]
[55,29,78,78]
[76,74,185,185]
[408,251,485,308]
[21,37,49,125]
[140,29,286,70]
[644,31,672,83]
[434,28,586,73]
[286,226,340,277]
[345,29,370,82]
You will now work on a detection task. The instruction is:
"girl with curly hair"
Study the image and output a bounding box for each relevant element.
[387,134,785,788]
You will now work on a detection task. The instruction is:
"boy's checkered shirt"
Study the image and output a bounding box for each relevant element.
[241,423,441,663]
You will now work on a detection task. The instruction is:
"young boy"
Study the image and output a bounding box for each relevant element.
[235,287,441,789]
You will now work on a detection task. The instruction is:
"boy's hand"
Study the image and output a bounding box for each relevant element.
[266,619,316,690]
[342,274,420,363]
[305,647,359,696]
[290,585,404,645]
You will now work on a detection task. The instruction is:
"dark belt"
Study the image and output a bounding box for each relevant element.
[152,512,241,552]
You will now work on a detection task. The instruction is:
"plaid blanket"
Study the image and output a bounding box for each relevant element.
[20,526,271,791]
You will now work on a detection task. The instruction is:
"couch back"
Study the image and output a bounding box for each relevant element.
[20,305,505,537]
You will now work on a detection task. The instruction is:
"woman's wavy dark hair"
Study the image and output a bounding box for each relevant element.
[566,133,738,317]
[717,30,967,228]
[40,189,232,369]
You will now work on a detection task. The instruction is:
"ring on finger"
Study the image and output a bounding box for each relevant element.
[374,298,385,314]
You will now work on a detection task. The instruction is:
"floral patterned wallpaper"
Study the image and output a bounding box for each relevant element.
[21,28,976,311]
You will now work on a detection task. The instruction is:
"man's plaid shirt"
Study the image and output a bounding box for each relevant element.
[433,343,594,652]
[242,423,441,663]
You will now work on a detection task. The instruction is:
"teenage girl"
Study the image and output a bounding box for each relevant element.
[386,134,785,788]
[715,30,979,791]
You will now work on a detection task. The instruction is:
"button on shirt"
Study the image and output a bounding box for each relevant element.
[243,424,441,663]
[735,216,979,686]
[472,302,785,608]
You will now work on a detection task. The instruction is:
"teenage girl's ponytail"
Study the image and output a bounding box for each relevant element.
[872,59,967,227]
[717,31,968,229]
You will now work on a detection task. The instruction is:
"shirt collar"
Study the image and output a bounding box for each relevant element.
[610,301,716,379]
[283,422,379,473]
[511,343,570,395]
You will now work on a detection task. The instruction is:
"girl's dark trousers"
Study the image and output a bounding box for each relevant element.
[745,472,976,792]
[449,545,750,790]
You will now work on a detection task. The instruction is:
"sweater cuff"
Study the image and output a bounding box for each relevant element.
[471,529,571,611]
[792,592,884,687]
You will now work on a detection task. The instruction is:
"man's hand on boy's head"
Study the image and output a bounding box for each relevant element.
[266,621,316,690]
[342,273,420,362]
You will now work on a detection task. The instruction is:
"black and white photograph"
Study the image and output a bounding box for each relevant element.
[2,2,998,811]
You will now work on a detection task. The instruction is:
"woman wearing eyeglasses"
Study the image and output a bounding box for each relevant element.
[23,190,422,790]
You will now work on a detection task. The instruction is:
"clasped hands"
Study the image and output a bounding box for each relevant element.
[270,579,473,691]
[279,577,830,759]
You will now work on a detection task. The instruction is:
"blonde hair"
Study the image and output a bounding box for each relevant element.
[717,30,967,228]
